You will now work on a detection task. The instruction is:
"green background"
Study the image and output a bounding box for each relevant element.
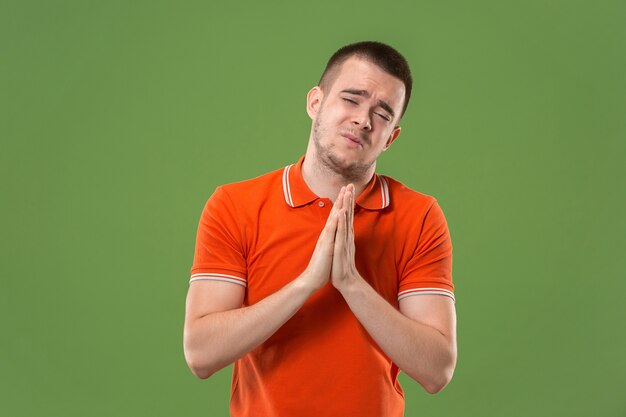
[2,0,625,416]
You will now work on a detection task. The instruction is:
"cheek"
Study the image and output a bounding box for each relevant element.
[321,113,345,132]
[373,134,392,151]
[327,108,345,122]
[328,102,351,120]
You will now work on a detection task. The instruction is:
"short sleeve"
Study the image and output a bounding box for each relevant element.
[189,186,247,287]
[398,200,454,302]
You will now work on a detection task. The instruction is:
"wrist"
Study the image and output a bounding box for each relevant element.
[294,271,324,297]
[336,271,362,296]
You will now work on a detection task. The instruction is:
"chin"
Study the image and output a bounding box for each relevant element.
[327,152,371,180]
[328,150,356,166]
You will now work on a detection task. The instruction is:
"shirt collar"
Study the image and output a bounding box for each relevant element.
[282,156,391,210]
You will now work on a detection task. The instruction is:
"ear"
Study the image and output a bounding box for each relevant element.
[382,126,401,151]
[306,86,324,120]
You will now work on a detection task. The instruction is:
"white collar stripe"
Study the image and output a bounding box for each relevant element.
[380,175,390,209]
[378,175,386,209]
[282,165,294,207]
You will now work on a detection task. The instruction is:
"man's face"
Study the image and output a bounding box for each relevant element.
[308,56,405,181]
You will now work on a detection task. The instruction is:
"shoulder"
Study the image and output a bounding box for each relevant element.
[212,164,286,205]
[380,175,452,249]
[380,174,439,213]
[200,165,287,228]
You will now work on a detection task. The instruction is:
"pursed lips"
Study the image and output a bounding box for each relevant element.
[341,131,367,147]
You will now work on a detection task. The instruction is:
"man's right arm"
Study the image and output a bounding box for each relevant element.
[184,275,315,379]
[183,187,346,379]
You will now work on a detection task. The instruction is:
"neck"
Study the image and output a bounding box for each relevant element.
[301,145,375,203]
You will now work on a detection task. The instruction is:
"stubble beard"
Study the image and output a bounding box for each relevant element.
[311,108,375,183]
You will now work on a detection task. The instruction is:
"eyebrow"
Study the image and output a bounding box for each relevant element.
[340,88,396,118]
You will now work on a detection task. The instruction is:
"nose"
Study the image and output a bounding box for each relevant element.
[352,110,372,131]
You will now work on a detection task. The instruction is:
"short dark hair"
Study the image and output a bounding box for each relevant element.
[318,41,413,119]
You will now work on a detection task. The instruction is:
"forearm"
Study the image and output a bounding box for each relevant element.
[184,276,316,379]
[338,278,456,393]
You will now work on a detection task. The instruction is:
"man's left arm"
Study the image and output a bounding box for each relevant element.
[338,278,457,394]
[332,185,457,394]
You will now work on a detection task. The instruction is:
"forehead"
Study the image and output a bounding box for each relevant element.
[330,56,405,111]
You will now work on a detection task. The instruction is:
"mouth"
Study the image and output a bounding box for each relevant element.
[340,132,364,148]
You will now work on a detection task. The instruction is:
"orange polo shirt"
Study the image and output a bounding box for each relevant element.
[190,155,454,417]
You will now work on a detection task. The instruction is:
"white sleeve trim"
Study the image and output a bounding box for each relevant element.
[189,273,247,287]
[398,287,455,303]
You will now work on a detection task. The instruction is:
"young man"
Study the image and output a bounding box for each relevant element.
[184,41,457,417]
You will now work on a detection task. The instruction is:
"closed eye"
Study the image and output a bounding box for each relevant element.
[376,113,391,122]
[343,97,390,122]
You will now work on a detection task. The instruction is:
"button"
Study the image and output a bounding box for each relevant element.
[318,201,325,207]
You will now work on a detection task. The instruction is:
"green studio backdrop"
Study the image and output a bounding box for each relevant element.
[2,1,625,416]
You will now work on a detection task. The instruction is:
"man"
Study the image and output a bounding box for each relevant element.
[184,41,457,417]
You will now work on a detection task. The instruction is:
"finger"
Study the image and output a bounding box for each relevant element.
[317,213,339,254]
[322,186,346,240]
[333,186,346,212]
[342,185,353,230]
[324,187,344,226]
[348,184,355,228]
[346,185,355,251]
[342,184,350,212]
[334,209,347,257]
[322,197,341,240]
[339,186,348,224]
[323,205,340,233]
[346,184,354,225]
